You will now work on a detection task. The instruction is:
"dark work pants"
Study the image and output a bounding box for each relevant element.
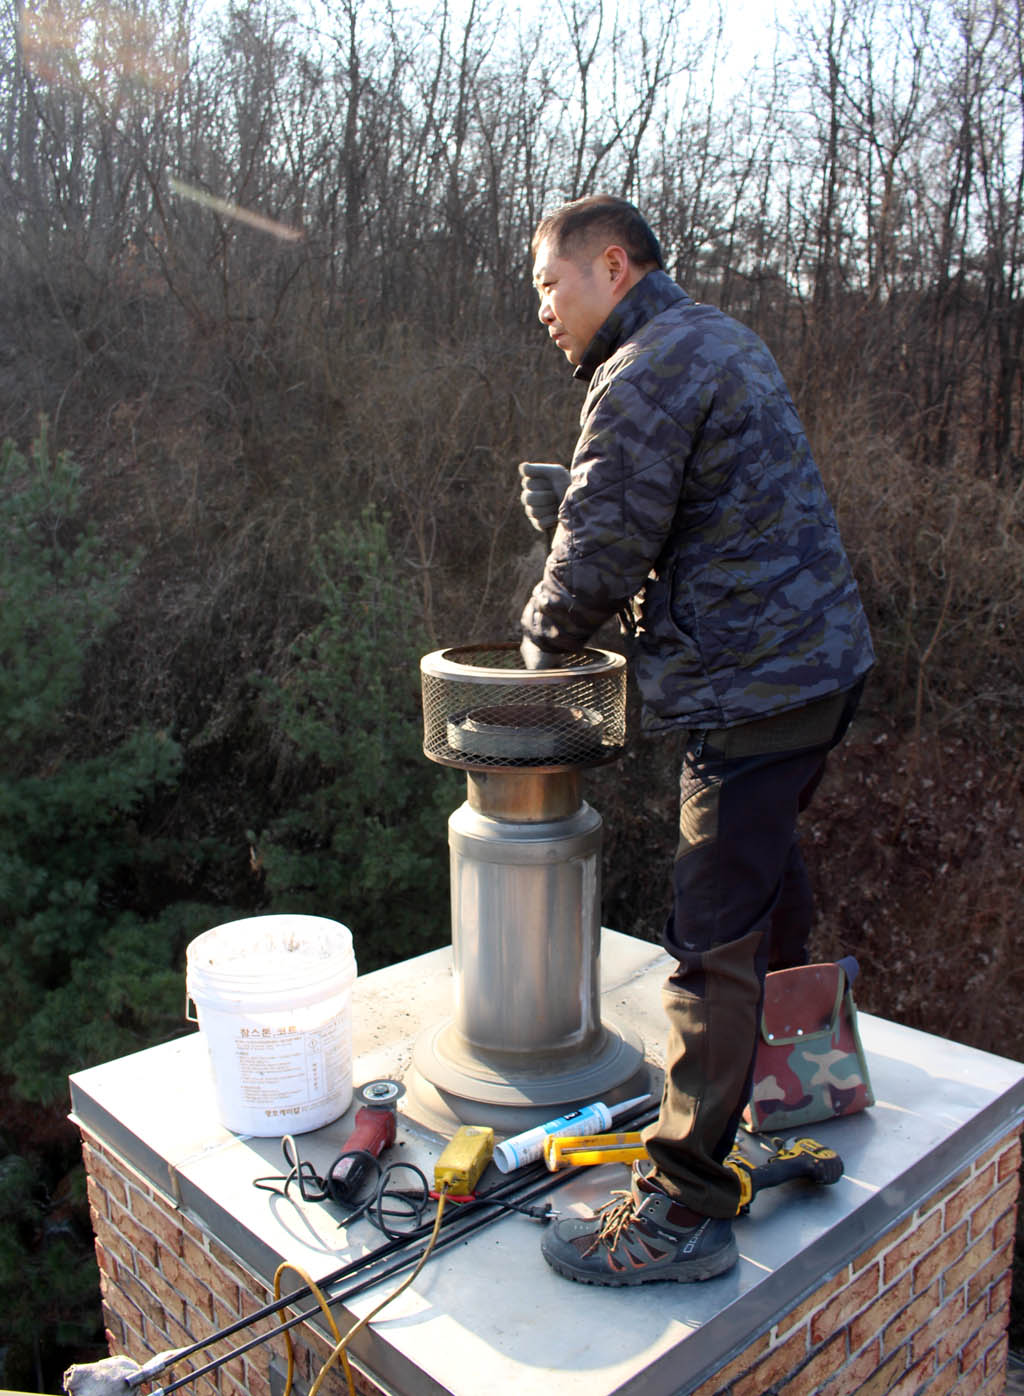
[642,684,862,1217]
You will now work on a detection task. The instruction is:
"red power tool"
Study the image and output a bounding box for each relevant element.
[327,1078,405,1205]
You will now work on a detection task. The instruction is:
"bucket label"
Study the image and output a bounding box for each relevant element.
[196,1000,353,1134]
[232,1023,341,1110]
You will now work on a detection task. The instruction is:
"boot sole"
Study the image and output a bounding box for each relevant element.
[543,1236,739,1286]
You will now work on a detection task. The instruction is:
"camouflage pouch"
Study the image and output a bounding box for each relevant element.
[743,960,874,1133]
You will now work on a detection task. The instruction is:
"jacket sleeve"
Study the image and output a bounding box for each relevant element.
[520,368,705,651]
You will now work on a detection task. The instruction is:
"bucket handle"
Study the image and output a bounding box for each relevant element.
[185,994,198,1024]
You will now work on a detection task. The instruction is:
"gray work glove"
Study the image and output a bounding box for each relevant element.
[64,1350,184,1396]
[520,635,566,670]
[519,461,570,532]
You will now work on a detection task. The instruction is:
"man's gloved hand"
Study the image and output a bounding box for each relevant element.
[519,462,570,532]
[521,635,566,670]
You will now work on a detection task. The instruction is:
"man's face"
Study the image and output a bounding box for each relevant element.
[532,238,618,366]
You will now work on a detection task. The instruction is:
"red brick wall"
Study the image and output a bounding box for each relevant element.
[693,1131,1021,1396]
[81,1126,1021,1396]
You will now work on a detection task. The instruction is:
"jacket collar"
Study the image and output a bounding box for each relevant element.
[573,270,691,382]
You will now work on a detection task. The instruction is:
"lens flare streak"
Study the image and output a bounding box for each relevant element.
[169,177,304,243]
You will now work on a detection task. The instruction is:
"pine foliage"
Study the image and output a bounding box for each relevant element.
[0,427,184,1102]
[257,507,458,968]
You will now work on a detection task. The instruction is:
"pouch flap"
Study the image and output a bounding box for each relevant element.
[760,963,845,1045]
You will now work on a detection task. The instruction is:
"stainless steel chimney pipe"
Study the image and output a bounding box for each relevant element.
[411,645,647,1132]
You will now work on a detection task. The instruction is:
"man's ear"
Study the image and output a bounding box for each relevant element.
[601,244,635,297]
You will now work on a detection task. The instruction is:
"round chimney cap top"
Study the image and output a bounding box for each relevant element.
[421,642,626,684]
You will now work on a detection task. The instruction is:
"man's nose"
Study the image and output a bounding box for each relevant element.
[538,299,555,325]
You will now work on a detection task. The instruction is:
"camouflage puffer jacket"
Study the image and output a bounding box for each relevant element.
[520,271,875,732]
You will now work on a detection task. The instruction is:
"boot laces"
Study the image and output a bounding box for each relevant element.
[583,1188,638,1256]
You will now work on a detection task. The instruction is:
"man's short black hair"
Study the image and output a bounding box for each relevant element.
[532,195,664,270]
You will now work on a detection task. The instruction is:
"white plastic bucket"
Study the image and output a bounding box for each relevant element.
[186,915,357,1136]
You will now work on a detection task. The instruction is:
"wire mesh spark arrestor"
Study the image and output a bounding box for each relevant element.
[413,643,646,1134]
[420,643,627,771]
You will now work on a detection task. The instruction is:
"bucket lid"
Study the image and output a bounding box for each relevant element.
[186,914,356,1008]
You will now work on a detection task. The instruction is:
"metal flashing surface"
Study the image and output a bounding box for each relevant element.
[70,933,1024,1396]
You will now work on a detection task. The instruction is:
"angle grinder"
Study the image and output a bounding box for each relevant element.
[327,1078,405,1205]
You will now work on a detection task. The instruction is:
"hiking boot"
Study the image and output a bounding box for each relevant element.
[541,1162,738,1286]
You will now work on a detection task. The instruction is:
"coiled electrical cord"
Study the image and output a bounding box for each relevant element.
[255,1135,437,1237]
[254,1133,558,1237]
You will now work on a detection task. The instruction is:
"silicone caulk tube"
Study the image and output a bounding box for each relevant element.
[493,1095,650,1172]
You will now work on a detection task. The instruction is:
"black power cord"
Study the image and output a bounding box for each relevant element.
[255,1136,436,1239]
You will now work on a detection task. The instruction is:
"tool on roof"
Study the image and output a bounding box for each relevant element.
[725,1136,844,1213]
[327,1078,405,1205]
[545,1130,843,1216]
[433,1125,495,1196]
[544,1129,647,1170]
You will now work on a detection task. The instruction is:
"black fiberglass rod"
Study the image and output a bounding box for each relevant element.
[152,1164,588,1396]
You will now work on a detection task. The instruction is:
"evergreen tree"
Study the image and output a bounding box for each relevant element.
[0,424,184,1102]
[258,507,458,968]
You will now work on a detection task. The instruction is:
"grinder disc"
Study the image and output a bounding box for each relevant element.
[356,1078,405,1109]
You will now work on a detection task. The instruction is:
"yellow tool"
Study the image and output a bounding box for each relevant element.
[724,1136,844,1212]
[544,1131,648,1170]
[434,1125,495,1195]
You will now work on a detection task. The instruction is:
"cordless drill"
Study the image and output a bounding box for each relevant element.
[725,1136,844,1214]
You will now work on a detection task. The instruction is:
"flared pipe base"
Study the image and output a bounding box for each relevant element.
[407,1015,650,1135]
